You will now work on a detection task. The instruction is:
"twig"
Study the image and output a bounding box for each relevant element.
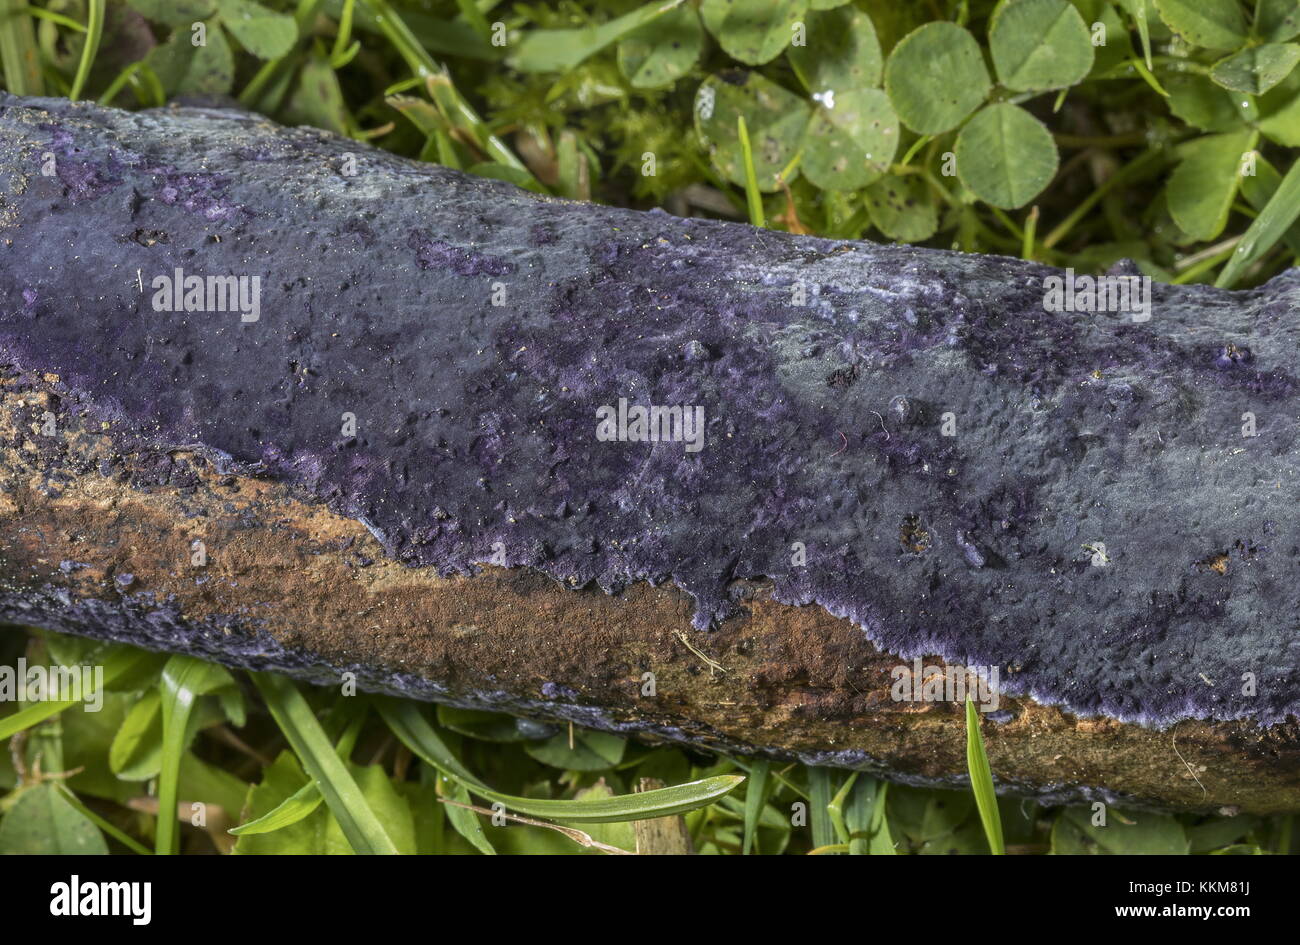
[438,798,634,854]
[674,630,727,677]
[1171,731,1208,801]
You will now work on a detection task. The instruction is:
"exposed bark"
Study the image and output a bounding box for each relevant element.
[0,96,1299,813]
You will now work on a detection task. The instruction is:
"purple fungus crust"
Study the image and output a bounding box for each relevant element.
[2,96,1299,730]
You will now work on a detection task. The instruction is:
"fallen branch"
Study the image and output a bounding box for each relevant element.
[1,95,1299,812]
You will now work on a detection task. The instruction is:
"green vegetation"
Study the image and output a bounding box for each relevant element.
[1,0,1299,853]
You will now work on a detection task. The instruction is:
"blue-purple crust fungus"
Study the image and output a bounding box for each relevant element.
[2,95,1299,731]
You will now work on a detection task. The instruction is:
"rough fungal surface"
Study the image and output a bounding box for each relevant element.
[1,96,1298,730]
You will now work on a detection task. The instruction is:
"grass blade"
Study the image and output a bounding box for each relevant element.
[424,72,535,177]
[251,673,400,854]
[373,696,485,785]
[741,758,769,855]
[94,62,138,106]
[502,774,744,823]
[387,93,451,137]
[808,766,836,851]
[156,655,236,855]
[331,0,359,64]
[868,780,896,854]
[1216,157,1300,287]
[737,114,765,228]
[67,0,104,101]
[24,7,86,32]
[443,779,495,854]
[99,60,165,108]
[966,697,1004,855]
[1117,0,1152,69]
[0,0,42,96]
[362,0,536,182]
[1242,155,1300,256]
[55,785,151,855]
[828,771,858,846]
[506,0,684,73]
[375,697,742,823]
[1276,814,1294,855]
[844,775,877,855]
[229,704,367,836]
[363,0,438,76]
[228,779,323,836]
[1021,205,1039,261]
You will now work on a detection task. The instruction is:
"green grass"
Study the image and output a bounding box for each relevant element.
[736,113,765,228]
[66,0,102,100]
[1,0,1298,854]
[966,697,1004,855]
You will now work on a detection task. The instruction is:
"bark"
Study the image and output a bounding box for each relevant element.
[0,95,1298,812]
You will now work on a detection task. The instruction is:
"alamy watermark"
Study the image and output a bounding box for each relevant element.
[595,397,705,453]
[0,659,104,711]
[890,657,1000,712]
[151,267,260,322]
[50,876,150,925]
[1043,267,1151,322]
